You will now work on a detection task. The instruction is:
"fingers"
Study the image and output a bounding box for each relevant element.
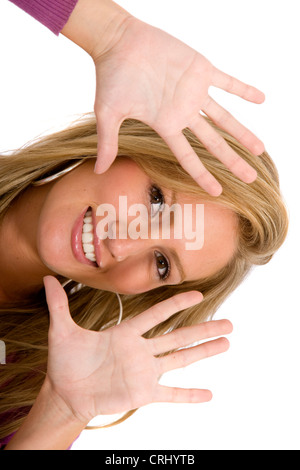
[211,68,265,104]
[43,276,75,337]
[189,114,258,184]
[163,133,223,197]
[150,319,233,356]
[128,291,203,335]
[94,109,122,174]
[155,385,213,404]
[202,96,265,156]
[159,337,230,374]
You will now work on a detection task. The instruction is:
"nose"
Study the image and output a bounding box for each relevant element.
[97,211,170,267]
[107,236,152,263]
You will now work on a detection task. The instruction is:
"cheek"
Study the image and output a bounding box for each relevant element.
[36,207,74,272]
[97,158,150,202]
[100,261,153,295]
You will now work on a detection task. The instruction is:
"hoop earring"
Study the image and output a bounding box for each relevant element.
[61,279,123,326]
[32,159,85,186]
[115,292,123,325]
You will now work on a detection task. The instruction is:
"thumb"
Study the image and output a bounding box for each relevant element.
[94,111,122,174]
[44,276,75,338]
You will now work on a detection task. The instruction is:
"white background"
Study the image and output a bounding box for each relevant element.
[0,0,299,451]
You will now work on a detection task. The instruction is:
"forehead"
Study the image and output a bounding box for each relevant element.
[171,194,239,281]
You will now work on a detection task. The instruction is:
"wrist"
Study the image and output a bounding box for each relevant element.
[61,0,133,61]
[5,377,87,450]
[41,376,90,428]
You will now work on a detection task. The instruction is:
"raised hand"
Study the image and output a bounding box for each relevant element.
[92,17,265,196]
[44,276,233,424]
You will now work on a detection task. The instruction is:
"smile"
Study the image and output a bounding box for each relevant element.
[82,209,96,263]
[71,206,101,268]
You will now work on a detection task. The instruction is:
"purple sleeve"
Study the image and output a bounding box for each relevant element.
[8,0,79,35]
[0,432,16,450]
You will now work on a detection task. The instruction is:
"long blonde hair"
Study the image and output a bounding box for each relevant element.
[0,115,288,439]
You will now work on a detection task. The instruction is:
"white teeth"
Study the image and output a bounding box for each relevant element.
[83,223,93,233]
[82,232,93,243]
[83,243,94,253]
[82,209,96,263]
[85,252,96,262]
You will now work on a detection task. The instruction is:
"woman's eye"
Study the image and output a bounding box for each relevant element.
[149,185,165,218]
[154,250,170,281]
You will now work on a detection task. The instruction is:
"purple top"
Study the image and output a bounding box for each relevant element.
[9,0,79,35]
[0,433,15,450]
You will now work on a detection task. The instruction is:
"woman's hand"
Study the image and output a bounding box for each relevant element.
[93,17,265,197]
[44,276,233,424]
[62,0,265,197]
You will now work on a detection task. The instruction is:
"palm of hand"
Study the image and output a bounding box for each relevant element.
[45,276,232,423]
[93,18,265,195]
[47,320,160,419]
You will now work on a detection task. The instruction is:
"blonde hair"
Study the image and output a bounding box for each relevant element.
[0,115,288,440]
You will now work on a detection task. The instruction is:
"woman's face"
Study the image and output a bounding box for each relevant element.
[36,158,238,294]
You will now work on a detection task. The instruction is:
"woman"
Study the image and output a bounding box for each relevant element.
[0,116,288,449]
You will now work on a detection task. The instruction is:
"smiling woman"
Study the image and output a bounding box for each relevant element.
[0,115,288,448]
